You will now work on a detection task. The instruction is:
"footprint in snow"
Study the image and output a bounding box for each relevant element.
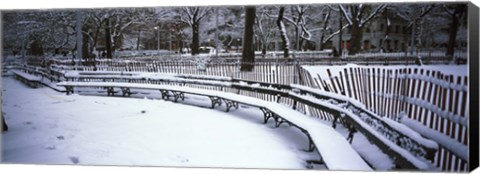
[94,101,106,105]
[56,136,65,140]
[175,156,189,163]
[69,156,80,164]
[45,145,56,150]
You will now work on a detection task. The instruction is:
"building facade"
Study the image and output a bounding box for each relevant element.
[332,10,410,53]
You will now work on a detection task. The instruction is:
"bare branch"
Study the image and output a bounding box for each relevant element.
[339,5,353,26]
[359,4,387,27]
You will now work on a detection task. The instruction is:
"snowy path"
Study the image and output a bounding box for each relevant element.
[1,77,319,169]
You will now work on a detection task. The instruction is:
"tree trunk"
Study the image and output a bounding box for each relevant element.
[319,34,325,50]
[191,23,200,55]
[261,40,267,58]
[136,30,141,50]
[446,5,465,56]
[277,7,290,58]
[349,24,363,55]
[179,40,184,54]
[82,28,91,64]
[338,10,343,56]
[241,6,256,72]
[1,114,7,132]
[446,17,459,56]
[105,18,113,59]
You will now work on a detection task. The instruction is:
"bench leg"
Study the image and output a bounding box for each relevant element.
[65,86,74,95]
[306,159,324,169]
[260,108,273,124]
[121,87,131,97]
[160,90,169,100]
[209,96,222,108]
[223,99,238,112]
[308,137,316,152]
[301,131,316,152]
[275,117,289,128]
[173,92,184,102]
[106,87,115,96]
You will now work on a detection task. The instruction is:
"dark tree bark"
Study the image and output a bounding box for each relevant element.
[261,40,267,57]
[338,10,343,56]
[105,18,113,59]
[349,23,364,55]
[136,30,141,50]
[241,6,256,71]
[82,27,91,63]
[340,4,386,55]
[191,23,200,55]
[30,39,44,56]
[277,7,290,58]
[445,4,467,56]
[1,114,7,132]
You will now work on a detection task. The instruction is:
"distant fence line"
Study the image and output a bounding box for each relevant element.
[18,50,464,67]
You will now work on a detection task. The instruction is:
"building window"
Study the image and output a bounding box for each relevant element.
[394,40,399,51]
[395,25,400,33]
[380,24,384,32]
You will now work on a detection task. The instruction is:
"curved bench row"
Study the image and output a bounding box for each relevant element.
[57,70,438,170]
[57,81,372,171]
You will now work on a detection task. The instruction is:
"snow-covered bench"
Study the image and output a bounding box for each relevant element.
[63,71,232,88]
[58,71,437,170]
[11,69,42,88]
[56,81,371,171]
[289,85,438,170]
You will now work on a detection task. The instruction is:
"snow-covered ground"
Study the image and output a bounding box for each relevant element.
[1,74,398,171]
[1,77,319,169]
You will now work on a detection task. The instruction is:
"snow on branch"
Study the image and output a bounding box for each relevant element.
[323,24,349,43]
[339,5,353,26]
[359,4,387,27]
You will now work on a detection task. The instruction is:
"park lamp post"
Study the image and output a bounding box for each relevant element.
[154,26,160,51]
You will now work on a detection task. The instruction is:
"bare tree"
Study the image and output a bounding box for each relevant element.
[277,7,290,58]
[200,7,244,53]
[443,3,467,56]
[255,6,277,57]
[339,4,386,55]
[179,7,212,55]
[2,11,76,57]
[282,5,313,52]
[241,6,256,71]
[391,4,437,54]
